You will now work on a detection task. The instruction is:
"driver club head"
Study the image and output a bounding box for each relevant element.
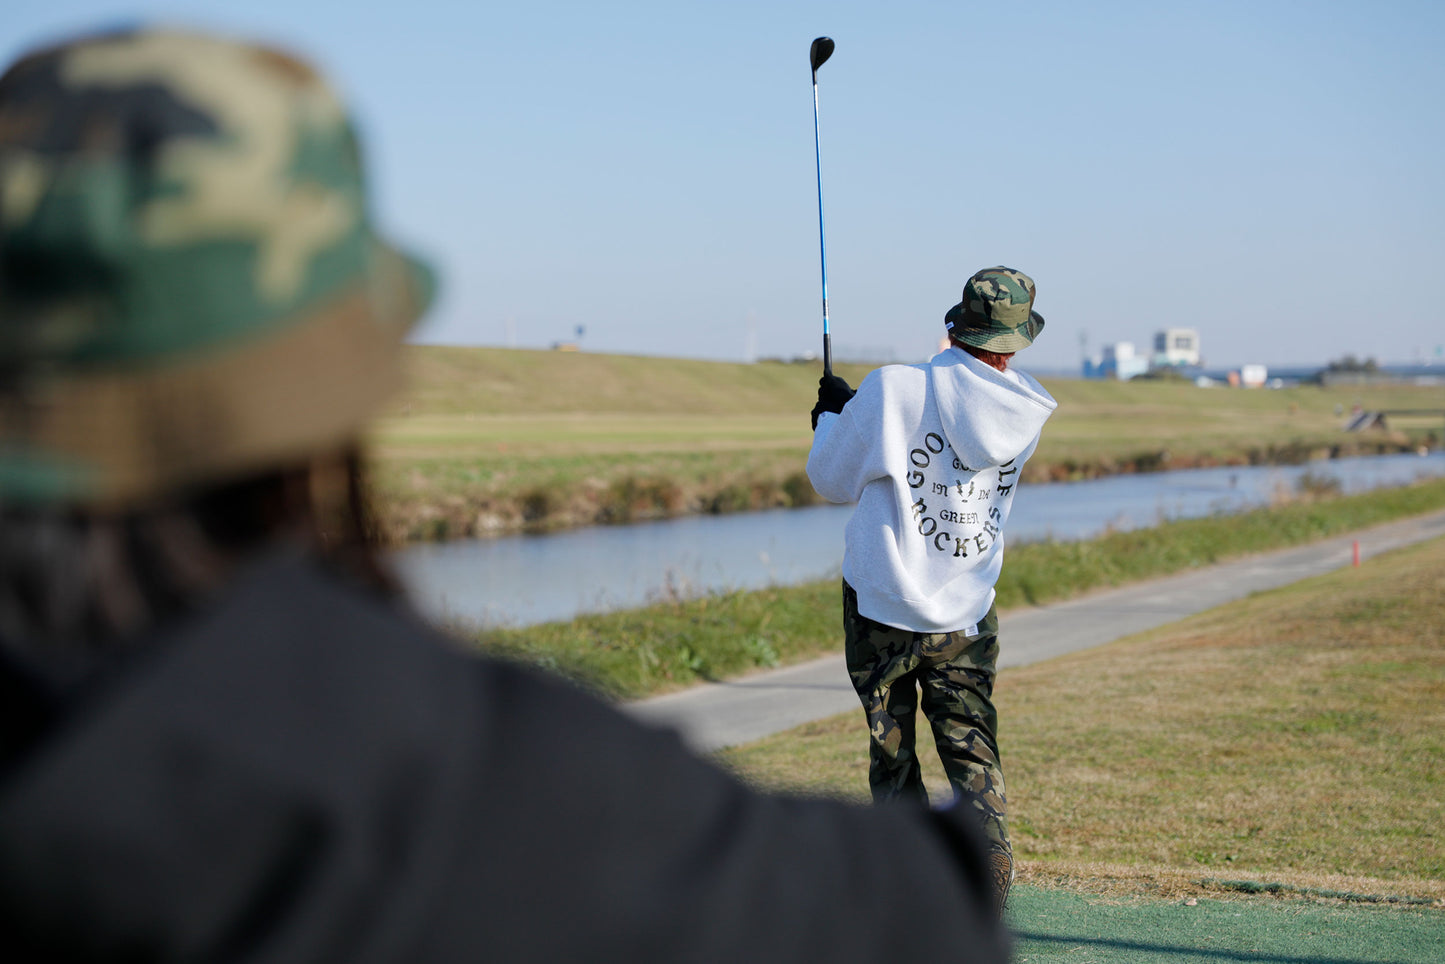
[810,37,835,75]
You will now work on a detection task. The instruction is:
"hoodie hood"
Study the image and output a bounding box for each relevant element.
[806,347,1059,633]
[929,347,1057,470]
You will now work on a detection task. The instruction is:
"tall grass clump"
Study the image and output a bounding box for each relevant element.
[473,581,839,700]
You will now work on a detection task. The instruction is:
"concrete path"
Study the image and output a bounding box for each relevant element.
[625,508,1445,753]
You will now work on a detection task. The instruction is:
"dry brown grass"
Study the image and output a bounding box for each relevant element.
[720,536,1445,902]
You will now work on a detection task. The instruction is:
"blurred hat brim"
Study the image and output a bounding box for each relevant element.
[0,241,436,507]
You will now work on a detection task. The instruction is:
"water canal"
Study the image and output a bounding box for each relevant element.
[392,451,1445,629]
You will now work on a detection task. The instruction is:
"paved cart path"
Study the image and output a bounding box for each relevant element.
[626,508,1445,752]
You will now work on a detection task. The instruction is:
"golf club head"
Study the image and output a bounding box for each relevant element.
[810,37,835,75]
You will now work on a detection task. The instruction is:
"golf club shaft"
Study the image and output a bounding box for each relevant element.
[812,74,831,376]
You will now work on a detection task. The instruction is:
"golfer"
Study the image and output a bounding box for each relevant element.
[807,267,1058,912]
[0,28,1009,962]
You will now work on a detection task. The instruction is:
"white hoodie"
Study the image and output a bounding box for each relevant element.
[807,347,1058,633]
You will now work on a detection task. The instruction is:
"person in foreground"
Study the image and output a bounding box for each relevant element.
[807,267,1059,913]
[0,27,1009,962]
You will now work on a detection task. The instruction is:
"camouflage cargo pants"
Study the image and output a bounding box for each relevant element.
[842,581,1008,859]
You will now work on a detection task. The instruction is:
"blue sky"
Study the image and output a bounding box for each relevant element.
[7,0,1444,371]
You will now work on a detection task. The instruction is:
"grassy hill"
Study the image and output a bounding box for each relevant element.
[390,345,871,417]
[365,346,1442,541]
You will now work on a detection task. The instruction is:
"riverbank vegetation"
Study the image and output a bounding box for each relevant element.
[720,526,1445,903]
[468,476,1445,702]
[367,346,1443,542]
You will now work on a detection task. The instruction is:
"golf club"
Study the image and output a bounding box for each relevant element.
[810,36,835,375]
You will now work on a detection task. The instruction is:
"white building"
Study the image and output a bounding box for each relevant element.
[1153,328,1201,368]
[1101,342,1149,380]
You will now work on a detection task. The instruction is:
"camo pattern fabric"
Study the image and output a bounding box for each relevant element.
[842,580,1009,860]
[943,266,1045,352]
[0,28,432,504]
[0,28,380,364]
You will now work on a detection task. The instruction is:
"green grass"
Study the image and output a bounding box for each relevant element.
[468,476,1445,701]
[388,346,876,417]
[719,532,1445,899]
[473,580,838,700]
[995,474,1445,608]
[1041,376,1444,470]
[367,346,1444,541]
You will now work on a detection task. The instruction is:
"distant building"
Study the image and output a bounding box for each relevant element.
[1152,328,1200,368]
[1099,342,1149,380]
[1081,327,1210,381]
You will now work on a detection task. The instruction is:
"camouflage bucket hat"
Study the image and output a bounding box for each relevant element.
[0,28,435,506]
[943,266,1045,353]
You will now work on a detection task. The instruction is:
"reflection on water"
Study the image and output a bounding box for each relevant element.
[392,451,1445,629]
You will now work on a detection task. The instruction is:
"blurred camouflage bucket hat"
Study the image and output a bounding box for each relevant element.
[0,28,435,506]
[943,266,1045,353]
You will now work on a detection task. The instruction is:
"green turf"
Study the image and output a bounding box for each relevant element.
[1008,886,1444,964]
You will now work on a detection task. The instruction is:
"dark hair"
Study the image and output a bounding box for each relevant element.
[0,446,397,659]
[953,340,1015,372]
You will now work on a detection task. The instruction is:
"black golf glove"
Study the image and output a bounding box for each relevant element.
[811,373,855,430]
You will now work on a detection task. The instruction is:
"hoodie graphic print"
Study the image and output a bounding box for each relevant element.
[807,347,1057,633]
